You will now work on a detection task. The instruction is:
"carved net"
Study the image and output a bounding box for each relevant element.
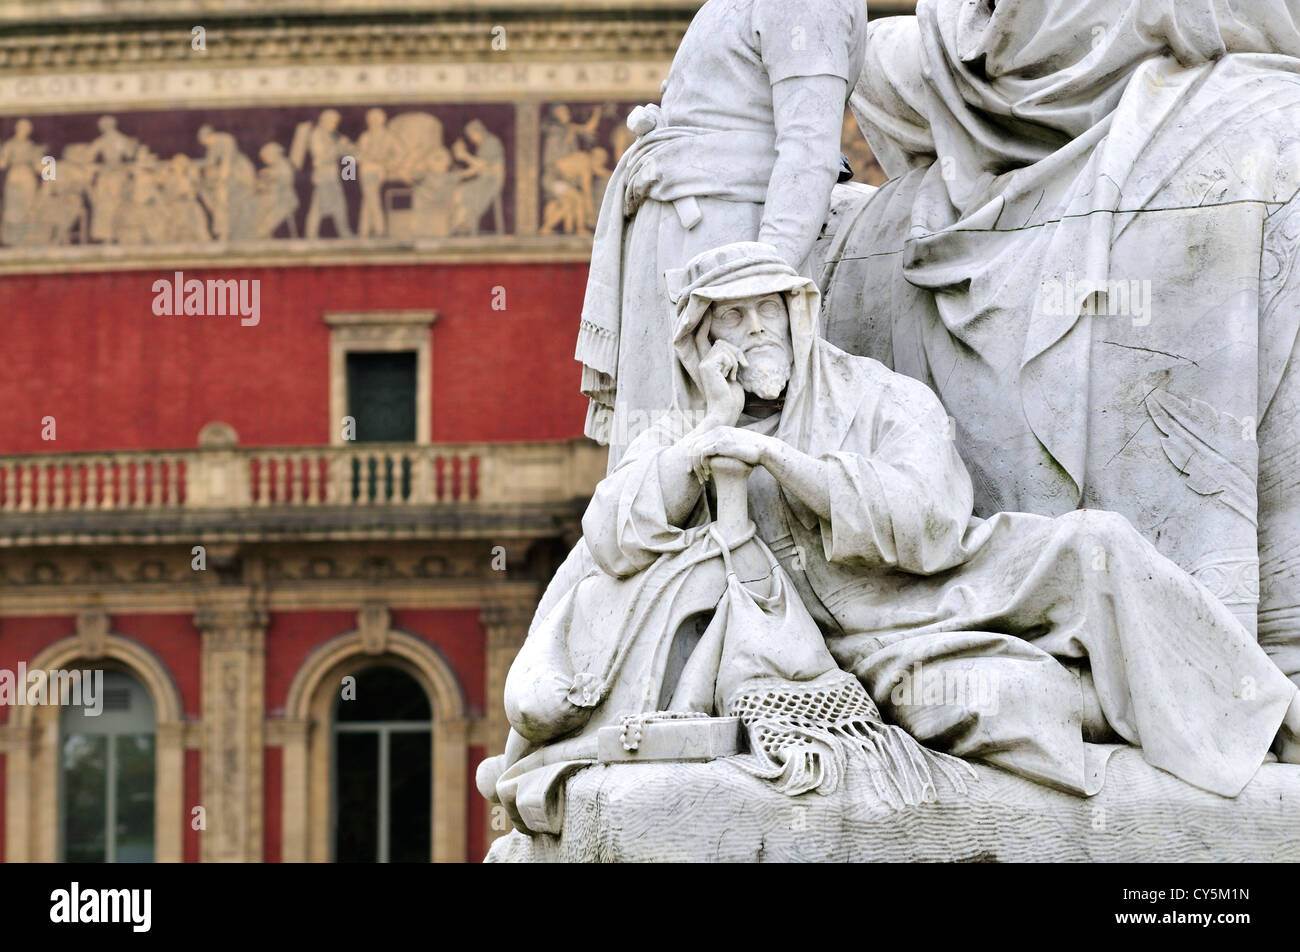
[726,668,975,808]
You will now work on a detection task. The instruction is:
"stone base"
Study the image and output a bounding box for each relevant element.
[486,749,1300,862]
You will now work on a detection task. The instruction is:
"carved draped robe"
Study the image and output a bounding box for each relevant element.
[583,334,1296,801]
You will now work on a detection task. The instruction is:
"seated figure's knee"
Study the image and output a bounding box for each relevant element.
[1055,508,1145,561]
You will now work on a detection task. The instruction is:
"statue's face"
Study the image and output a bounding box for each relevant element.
[708,292,794,400]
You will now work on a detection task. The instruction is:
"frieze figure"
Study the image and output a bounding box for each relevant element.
[0,119,45,246]
[293,109,355,239]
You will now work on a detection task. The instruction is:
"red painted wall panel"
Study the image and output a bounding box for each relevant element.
[467,744,486,863]
[109,613,201,719]
[264,607,484,716]
[264,746,282,863]
[390,608,485,715]
[264,610,356,718]
[0,613,197,721]
[0,262,590,454]
[0,616,71,724]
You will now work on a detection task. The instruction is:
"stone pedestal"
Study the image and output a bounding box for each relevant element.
[487,749,1300,862]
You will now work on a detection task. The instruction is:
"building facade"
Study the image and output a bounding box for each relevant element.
[0,0,909,862]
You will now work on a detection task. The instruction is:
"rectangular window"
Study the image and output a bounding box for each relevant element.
[346,351,418,443]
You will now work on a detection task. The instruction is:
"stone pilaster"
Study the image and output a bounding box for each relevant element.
[1,721,36,862]
[154,722,186,863]
[514,101,541,237]
[479,594,537,848]
[194,603,267,863]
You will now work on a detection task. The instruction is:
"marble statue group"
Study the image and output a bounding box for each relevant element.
[479,0,1300,849]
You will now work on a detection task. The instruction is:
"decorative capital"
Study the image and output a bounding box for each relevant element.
[194,605,268,650]
[480,598,537,641]
[76,609,110,659]
[357,602,391,655]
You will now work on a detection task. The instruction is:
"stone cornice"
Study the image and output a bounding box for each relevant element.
[0,2,917,71]
[0,0,707,28]
[0,237,595,276]
[0,500,587,547]
[0,17,692,74]
[1,577,547,616]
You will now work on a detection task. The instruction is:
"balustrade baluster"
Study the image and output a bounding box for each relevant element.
[306,456,321,505]
[102,460,117,511]
[325,454,345,504]
[410,449,429,503]
[18,464,31,511]
[34,464,49,512]
[52,463,65,511]
[289,456,303,504]
[169,457,182,506]
[257,457,272,506]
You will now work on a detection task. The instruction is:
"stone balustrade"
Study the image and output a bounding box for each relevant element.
[0,440,605,515]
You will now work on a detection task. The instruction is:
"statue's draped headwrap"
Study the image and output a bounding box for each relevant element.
[855,0,1300,194]
[667,240,817,411]
[667,241,874,531]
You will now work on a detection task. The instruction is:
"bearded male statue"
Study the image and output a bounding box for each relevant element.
[481,241,1300,836]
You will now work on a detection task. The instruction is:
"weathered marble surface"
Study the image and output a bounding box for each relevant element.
[488,751,1300,863]
[821,0,1300,676]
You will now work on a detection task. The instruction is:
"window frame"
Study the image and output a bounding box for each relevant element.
[57,667,159,864]
[325,311,437,446]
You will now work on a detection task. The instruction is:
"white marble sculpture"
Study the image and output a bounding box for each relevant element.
[819,0,1300,688]
[481,241,1300,841]
[486,0,1300,862]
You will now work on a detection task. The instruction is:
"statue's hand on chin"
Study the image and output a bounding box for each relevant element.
[698,340,746,428]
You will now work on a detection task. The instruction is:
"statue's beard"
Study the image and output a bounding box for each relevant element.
[739,348,792,401]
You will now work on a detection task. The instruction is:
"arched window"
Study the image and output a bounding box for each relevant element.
[332,665,432,862]
[60,669,156,863]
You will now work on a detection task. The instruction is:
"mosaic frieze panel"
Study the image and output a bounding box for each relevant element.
[0,103,513,250]
[537,101,640,236]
